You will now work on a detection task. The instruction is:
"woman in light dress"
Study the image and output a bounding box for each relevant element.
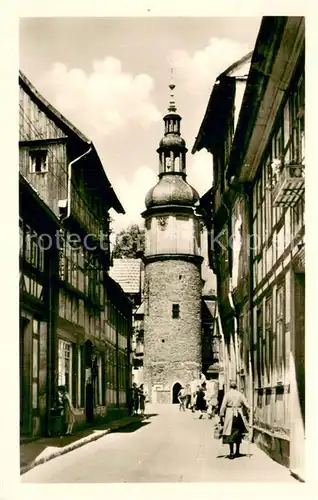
[219,381,249,459]
[58,385,76,436]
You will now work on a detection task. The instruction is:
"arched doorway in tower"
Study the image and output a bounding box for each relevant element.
[172,382,182,404]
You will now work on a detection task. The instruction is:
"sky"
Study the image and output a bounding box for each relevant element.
[19,17,261,236]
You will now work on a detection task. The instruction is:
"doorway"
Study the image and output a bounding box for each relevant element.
[20,316,31,435]
[172,382,182,404]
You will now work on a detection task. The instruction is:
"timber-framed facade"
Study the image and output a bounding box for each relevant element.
[193,16,305,479]
[19,70,132,437]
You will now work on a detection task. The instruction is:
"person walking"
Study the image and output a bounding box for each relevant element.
[139,384,146,416]
[185,384,191,409]
[219,381,249,459]
[58,385,76,436]
[177,386,186,411]
[190,380,199,412]
[132,383,139,415]
[127,385,134,416]
[195,383,207,419]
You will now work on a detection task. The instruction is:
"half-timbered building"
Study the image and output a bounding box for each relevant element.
[19,70,131,436]
[192,17,305,479]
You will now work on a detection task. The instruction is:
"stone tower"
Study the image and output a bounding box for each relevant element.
[141,74,203,404]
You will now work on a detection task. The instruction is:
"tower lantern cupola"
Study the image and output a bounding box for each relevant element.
[157,70,187,177]
[145,71,199,210]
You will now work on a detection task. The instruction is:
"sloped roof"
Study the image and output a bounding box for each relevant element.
[19,70,125,215]
[20,172,61,228]
[19,70,90,143]
[192,51,253,154]
[109,259,142,294]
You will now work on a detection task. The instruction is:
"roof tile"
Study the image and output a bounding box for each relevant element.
[109,258,142,294]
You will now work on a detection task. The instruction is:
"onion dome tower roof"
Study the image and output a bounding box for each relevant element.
[144,70,199,210]
[145,175,199,209]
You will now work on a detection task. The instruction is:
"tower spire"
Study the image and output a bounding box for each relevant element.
[168,67,177,112]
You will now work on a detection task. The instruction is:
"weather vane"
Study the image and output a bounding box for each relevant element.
[168,66,176,112]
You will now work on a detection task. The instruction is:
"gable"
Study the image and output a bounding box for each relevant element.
[19,85,67,142]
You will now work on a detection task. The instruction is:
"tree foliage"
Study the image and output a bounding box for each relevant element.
[112,224,145,258]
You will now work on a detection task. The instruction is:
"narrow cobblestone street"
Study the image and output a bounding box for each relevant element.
[21,405,296,483]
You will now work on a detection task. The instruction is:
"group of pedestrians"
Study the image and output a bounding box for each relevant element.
[128,383,146,416]
[178,376,250,460]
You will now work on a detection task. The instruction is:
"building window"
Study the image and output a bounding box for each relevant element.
[19,218,24,256]
[31,237,38,268]
[290,75,305,164]
[256,306,264,387]
[172,303,180,319]
[58,339,72,399]
[93,354,102,406]
[276,285,285,382]
[29,149,48,173]
[32,319,40,409]
[265,158,273,237]
[265,297,273,385]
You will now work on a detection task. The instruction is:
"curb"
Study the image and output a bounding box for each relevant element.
[289,469,305,483]
[21,416,145,475]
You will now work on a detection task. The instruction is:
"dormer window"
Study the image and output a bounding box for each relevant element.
[29,149,48,173]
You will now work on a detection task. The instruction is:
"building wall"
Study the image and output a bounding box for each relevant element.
[19,85,67,142]
[195,18,305,475]
[249,58,304,468]
[19,179,60,437]
[19,76,131,436]
[143,258,202,403]
[19,143,68,217]
[144,212,201,257]
[19,85,68,218]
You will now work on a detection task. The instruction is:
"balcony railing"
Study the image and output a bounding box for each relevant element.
[272,163,305,208]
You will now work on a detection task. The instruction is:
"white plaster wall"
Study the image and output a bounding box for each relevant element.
[145,214,200,256]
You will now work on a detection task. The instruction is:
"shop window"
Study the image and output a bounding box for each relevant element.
[58,339,72,399]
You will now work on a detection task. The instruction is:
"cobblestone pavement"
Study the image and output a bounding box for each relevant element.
[21,404,297,483]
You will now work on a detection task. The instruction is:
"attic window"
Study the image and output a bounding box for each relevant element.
[29,150,48,173]
[172,303,180,319]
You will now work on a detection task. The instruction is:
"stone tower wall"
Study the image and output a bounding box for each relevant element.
[143,258,202,403]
